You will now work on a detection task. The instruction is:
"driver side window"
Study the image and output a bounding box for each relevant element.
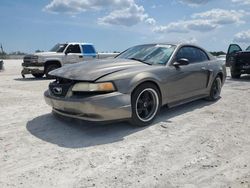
[176,46,209,64]
[176,47,195,63]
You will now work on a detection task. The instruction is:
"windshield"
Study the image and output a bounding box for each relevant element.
[50,43,67,53]
[116,44,176,65]
[246,46,250,51]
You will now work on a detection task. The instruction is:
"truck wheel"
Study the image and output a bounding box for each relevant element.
[231,71,241,79]
[32,73,44,78]
[205,76,222,101]
[45,64,60,79]
[129,83,161,127]
[230,66,241,79]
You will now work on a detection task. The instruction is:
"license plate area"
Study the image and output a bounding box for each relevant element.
[242,65,250,69]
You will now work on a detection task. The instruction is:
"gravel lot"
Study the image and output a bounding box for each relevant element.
[0,60,250,188]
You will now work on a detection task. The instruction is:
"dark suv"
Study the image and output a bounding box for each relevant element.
[226,44,250,78]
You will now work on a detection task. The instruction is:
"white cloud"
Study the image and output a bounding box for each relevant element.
[44,0,155,26]
[192,9,246,25]
[154,8,247,34]
[234,30,250,43]
[232,0,250,5]
[178,0,211,6]
[153,19,217,33]
[181,37,198,44]
[186,19,217,31]
[153,21,188,33]
[98,4,153,26]
[145,18,156,25]
[44,0,133,14]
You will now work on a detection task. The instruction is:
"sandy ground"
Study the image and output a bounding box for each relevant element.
[0,60,249,188]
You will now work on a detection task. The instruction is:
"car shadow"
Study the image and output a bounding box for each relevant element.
[14,77,52,81]
[26,99,216,149]
[26,113,145,148]
[156,99,216,124]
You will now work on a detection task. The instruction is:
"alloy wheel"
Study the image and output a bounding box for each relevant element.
[135,88,159,122]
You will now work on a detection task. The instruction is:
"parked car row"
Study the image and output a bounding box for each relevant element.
[43,43,227,126]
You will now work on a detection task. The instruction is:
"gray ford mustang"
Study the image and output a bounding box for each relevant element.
[44,43,226,126]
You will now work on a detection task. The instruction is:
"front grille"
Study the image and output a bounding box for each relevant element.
[49,78,74,97]
[23,55,33,63]
[72,91,98,98]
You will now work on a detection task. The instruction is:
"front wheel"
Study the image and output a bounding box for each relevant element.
[130,83,161,127]
[230,66,241,79]
[45,64,60,79]
[231,71,241,79]
[206,76,222,101]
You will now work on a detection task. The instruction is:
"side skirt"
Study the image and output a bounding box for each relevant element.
[167,94,209,108]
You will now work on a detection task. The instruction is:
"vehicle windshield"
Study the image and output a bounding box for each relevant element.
[50,43,67,53]
[116,44,176,65]
[246,46,250,51]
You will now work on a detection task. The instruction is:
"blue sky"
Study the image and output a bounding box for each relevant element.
[0,0,250,53]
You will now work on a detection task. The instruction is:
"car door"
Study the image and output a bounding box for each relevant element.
[226,44,242,66]
[64,44,83,64]
[165,46,210,103]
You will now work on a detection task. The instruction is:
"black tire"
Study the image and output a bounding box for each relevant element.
[231,71,241,79]
[206,76,222,101]
[32,73,44,78]
[45,64,60,79]
[230,66,241,79]
[130,83,161,127]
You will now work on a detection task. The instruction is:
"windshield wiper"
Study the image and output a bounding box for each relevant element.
[129,58,152,65]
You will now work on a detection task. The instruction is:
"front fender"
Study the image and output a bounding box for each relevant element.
[128,72,163,93]
[44,58,63,66]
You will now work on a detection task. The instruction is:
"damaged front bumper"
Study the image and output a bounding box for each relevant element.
[44,90,132,122]
[21,62,44,77]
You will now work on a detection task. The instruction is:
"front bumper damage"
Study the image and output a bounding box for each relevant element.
[21,62,44,78]
[44,90,132,122]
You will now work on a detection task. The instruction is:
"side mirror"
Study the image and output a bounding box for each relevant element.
[65,51,68,55]
[173,58,189,67]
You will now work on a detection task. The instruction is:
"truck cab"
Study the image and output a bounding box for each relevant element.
[226,44,250,78]
[21,42,99,79]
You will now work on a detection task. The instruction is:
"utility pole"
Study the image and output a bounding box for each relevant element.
[0,43,3,53]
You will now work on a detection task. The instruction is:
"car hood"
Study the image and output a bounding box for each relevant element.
[49,58,151,81]
[34,52,64,57]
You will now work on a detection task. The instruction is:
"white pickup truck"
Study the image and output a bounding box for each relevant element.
[21,42,118,78]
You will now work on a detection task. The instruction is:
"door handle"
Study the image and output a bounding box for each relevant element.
[79,55,83,58]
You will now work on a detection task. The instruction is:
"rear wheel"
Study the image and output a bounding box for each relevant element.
[32,73,44,78]
[206,76,222,101]
[45,64,60,79]
[130,83,160,127]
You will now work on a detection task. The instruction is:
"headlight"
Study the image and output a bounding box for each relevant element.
[72,82,116,92]
[31,56,39,63]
